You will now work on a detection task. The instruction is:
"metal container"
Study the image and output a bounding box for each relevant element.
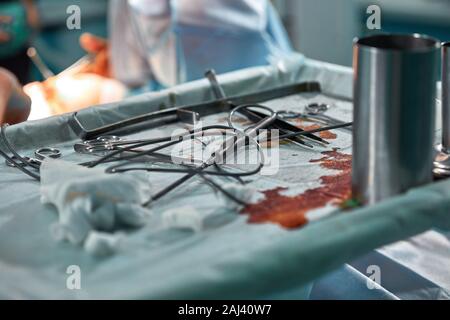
[352,34,441,205]
[433,42,450,178]
[441,42,450,151]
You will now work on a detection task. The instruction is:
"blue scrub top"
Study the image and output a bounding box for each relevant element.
[110,0,293,89]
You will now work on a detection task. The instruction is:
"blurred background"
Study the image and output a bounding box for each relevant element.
[28,0,450,76]
[15,0,108,81]
[274,0,450,66]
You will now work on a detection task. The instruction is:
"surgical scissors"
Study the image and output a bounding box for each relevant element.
[206,69,328,148]
[5,147,62,168]
[0,125,62,181]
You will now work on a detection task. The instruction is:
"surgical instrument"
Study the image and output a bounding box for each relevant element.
[274,122,352,142]
[0,76,353,207]
[1,125,62,182]
[0,124,249,206]
[138,119,352,204]
[239,107,328,146]
[58,54,95,77]
[205,69,227,100]
[74,135,156,154]
[228,104,312,148]
[143,126,268,205]
[278,103,352,131]
[98,124,265,205]
[305,103,329,115]
[5,147,61,167]
[0,125,41,180]
[27,47,55,80]
[205,70,327,148]
[34,147,62,160]
[68,82,323,139]
[75,135,207,167]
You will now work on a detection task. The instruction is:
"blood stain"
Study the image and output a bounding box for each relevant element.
[293,119,338,140]
[242,149,352,229]
[301,123,337,140]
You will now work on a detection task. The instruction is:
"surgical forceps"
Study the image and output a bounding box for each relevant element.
[234,106,328,148]
[279,102,352,130]
[75,135,209,167]
[74,135,152,154]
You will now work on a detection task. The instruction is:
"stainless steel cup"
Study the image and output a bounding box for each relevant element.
[352,34,441,205]
[441,42,450,151]
[433,42,450,178]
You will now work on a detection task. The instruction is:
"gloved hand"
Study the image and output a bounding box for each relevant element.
[78,33,111,78]
[22,33,126,117]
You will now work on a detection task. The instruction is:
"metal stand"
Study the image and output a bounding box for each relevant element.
[434,42,450,178]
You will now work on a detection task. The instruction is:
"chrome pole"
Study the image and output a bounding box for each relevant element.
[433,42,450,177]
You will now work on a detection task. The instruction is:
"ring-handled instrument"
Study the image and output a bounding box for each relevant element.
[205,70,327,148]
[236,106,329,147]
[144,108,275,204]
[278,103,352,131]
[0,124,61,181]
[68,80,324,140]
[5,146,62,168]
[34,147,62,160]
[75,135,205,166]
[73,135,147,154]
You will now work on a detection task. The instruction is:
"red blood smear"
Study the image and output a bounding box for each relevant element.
[242,149,352,229]
[298,123,337,140]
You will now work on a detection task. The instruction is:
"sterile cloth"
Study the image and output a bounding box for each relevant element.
[40,159,152,255]
[0,55,449,299]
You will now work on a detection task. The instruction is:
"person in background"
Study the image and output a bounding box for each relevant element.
[0,0,37,124]
[0,0,39,84]
[2,0,293,122]
[80,0,293,90]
